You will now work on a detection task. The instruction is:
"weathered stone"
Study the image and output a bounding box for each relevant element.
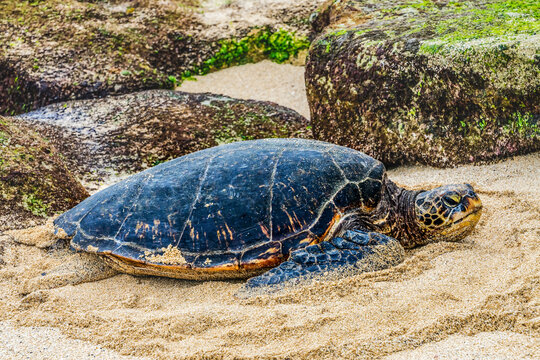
[306,0,539,166]
[0,0,323,116]
[0,117,88,231]
[17,90,310,191]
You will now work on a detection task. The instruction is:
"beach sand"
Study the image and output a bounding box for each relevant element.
[178,60,310,119]
[0,62,539,359]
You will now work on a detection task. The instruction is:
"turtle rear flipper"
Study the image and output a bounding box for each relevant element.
[236,230,405,297]
[22,253,117,294]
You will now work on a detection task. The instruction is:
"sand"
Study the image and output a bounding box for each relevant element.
[178,60,310,119]
[385,331,539,360]
[1,62,539,359]
[0,321,147,360]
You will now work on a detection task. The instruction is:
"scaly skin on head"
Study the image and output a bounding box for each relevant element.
[413,183,483,245]
[356,178,482,248]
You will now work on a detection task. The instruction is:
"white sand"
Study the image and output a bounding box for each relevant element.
[0,322,146,360]
[385,331,539,360]
[178,60,310,119]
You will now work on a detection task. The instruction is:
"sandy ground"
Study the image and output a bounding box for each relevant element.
[178,60,310,119]
[1,61,539,359]
[385,331,539,360]
[0,322,147,360]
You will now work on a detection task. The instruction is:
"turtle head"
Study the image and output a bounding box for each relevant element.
[413,184,482,243]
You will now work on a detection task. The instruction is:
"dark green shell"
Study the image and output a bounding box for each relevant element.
[55,139,385,272]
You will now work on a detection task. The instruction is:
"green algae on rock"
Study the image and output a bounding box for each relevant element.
[306,0,539,166]
[179,29,310,81]
[0,117,89,231]
[16,90,309,191]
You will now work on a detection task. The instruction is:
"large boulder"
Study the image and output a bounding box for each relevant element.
[0,0,323,116]
[17,90,309,190]
[306,0,539,166]
[0,117,88,231]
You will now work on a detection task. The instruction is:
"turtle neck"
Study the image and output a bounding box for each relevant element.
[368,178,425,248]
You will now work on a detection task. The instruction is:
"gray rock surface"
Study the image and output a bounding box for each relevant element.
[0,117,88,231]
[306,0,539,166]
[0,0,325,116]
[17,90,309,190]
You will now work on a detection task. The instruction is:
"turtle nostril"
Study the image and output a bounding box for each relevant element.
[466,193,483,210]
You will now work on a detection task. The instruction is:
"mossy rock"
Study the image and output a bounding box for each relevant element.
[0,116,89,231]
[306,0,539,166]
[17,90,310,190]
[0,0,316,116]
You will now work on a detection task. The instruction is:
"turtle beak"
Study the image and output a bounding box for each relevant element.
[457,191,483,228]
[447,186,482,227]
[464,190,483,214]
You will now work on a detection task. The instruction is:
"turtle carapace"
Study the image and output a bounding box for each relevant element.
[53,139,483,295]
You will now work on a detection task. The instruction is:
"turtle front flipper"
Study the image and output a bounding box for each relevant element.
[236,230,405,297]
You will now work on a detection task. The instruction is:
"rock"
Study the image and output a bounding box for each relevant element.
[0,0,324,116]
[0,117,89,231]
[306,0,539,166]
[17,90,310,191]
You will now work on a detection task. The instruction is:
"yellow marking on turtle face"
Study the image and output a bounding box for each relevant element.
[204,258,212,265]
[154,219,160,227]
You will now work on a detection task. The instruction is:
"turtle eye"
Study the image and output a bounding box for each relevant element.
[442,192,461,207]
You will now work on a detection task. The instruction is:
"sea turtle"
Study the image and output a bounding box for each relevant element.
[43,138,482,295]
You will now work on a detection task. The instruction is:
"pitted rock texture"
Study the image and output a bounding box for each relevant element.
[16,90,309,191]
[0,117,89,231]
[0,0,325,116]
[306,0,540,166]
